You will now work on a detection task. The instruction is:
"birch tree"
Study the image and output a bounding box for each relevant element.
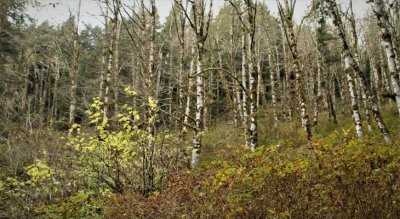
[101,0,121,124]
[68,0,82,128]
[269,44,279,128]
[172,1,187,131]
[369,0,400,116]
[348,0,373,132]
[175,0,213,168]
[313,0,328,126]
[142,0,158,193]
[327,0,392,143]
[246,0,259,151]
[227,0,259,150]
[277,0,312,140]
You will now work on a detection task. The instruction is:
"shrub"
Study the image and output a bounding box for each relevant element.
[105,129,400,218]
[67,97,187,194]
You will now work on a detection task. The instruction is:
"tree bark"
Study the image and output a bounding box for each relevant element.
[69,25,79,127]
[370,0,400,116]
[241,29,250,147]
[269,46,278,128]
[328,0,392,143]
[103,0,121,125]
[278,0,312,140]
[183,45,195,134]
[175,0,213,168]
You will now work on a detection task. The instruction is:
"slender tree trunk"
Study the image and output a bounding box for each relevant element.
[329,0,392,143]
[99,1,109,100]
[174,0,186,130]
[69,32,79,127]
[178,37,185,125]
[33,64,39,115]
[328,1,363,138]
[177,0,212,167]
[278,1,312,140]
[346,69,364,138]
[192,42,205,167]
[145,0,157,193]
[130,52,137,107]
[314,46,322,126]
[370,0,400,116]
[168,53,174,125]
[349,2,373,131]
[327,67,338,124]
[113,16,121,114]
[241,31,250,147]
[52,60,59,120]
[68,0,82,129]
[183,45,195,134]
[155,51,162,99]
[203,70,209,131]
[256,40,262,108]
[269,47,278,128]
[281,25,292,121]
[247,0,258,151]
[230,10,241,127]
[103,0,118,124]
[380,47,391,95]
[39,66,47,126]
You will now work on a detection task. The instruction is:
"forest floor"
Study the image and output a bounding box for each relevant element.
[104,105,400,218]
[1,105,400,218]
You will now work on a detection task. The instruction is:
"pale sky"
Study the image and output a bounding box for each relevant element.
[27,0,370,28]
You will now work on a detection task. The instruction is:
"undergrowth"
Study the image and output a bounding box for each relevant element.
[105,126,400,218]
[1,106,400,218]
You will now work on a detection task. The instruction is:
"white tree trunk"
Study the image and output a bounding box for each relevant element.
[241,33,249,147]
[191,42,205,168]
[269,49,278,128]
[370,0,400,116]
[345,68,364,138]
[329,0,392,142]
[183,46,195,134]
[278,1,312,140]
[69,27,79,127]
[103,0,120,124]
